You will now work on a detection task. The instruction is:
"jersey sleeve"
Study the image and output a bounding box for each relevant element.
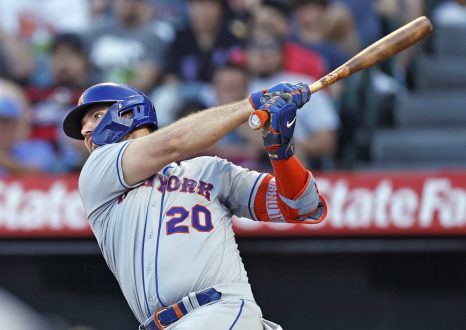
[78,141,142,219]
[206,157,267,220]
[207,157,327,224]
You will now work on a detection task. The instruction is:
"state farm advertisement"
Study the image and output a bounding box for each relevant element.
[235,171,466,236]
[0,176,90,237]
[1,171,466,237]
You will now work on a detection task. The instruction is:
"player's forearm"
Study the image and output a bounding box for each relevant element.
[271,156,309,199]
[123,99,252,184]
[161,99,252,157]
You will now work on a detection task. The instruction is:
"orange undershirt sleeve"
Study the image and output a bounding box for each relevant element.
[270,156,309,199]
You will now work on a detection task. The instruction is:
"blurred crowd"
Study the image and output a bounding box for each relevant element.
[0,0,462,176]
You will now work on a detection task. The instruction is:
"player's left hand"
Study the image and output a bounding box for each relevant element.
[259,94,298,160]
[248,82,311,110]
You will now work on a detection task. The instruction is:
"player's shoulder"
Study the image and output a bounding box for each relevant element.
[80,141,130,176]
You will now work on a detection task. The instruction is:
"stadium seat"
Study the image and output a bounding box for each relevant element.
[394,91,466,127]
[370,128,466,163]
[414,56,466,91]
[433,26,466,57]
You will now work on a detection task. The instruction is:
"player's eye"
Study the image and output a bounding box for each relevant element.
[94,112,104,120]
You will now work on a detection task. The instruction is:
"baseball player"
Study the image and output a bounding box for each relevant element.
[62,82,327,329]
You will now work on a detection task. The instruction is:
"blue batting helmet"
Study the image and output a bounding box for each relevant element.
[63,82,158,145]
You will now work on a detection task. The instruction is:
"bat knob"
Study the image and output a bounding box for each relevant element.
[248,110,269,130]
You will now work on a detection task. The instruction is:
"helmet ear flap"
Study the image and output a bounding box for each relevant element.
[91,103,128,145]
[92,95,157,145]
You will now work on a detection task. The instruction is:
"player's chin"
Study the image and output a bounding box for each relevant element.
[84,138,95,153]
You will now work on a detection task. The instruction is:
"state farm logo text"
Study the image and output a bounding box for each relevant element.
[0,181,87,231]
[316,177,466,229]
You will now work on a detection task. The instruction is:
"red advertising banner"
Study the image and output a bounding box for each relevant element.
[234,171,466,237]
[1,171,466,237]
[0,175,90,237]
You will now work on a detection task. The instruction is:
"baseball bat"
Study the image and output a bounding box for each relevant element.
[248,16,433,130]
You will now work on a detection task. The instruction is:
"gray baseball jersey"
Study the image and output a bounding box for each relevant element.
[79,141,270,325]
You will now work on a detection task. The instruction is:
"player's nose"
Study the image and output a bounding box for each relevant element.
[81,120,94,138]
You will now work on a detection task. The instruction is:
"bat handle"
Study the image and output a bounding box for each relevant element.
[248,110,269,130]
[248,88,315,130]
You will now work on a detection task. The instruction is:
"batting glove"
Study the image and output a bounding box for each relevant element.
[260,95,298,160]
[248,82,311,110]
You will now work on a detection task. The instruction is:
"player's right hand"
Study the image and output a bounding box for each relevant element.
[248,82,311,110]
[259,95,298,160]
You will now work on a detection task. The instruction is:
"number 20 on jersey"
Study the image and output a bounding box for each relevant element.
[166,205,213,235]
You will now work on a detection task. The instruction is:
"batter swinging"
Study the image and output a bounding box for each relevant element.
[63,82,327,329]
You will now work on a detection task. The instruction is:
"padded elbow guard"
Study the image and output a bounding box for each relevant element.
[254,174,327,224]
[279,176,320,218]
[278,174,327,224]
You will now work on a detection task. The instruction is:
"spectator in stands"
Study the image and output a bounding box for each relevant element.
[0,96,56,175]
[245,32,340,169]
[0,27,35,84]
[432,0,466,27]
[373,0,425,85]
[89,0,112,23]
[322,2,360,55]
[25,33,93,172]
[225,0,261,40]
[87,0,172,93]
[332,0,383,48]
[227,0,261,16]
[212,62,248,106]
[0,0,91,35]
[165,0,242,84]
[50,33,96,89]
[0,76,29,111]
[290,0,352,72]
[249,0,326,80]
[153,0,243,127]
[148,0,189,29]
[206,62,263,169]
[375,0,425,28]
[0,0,92,86]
